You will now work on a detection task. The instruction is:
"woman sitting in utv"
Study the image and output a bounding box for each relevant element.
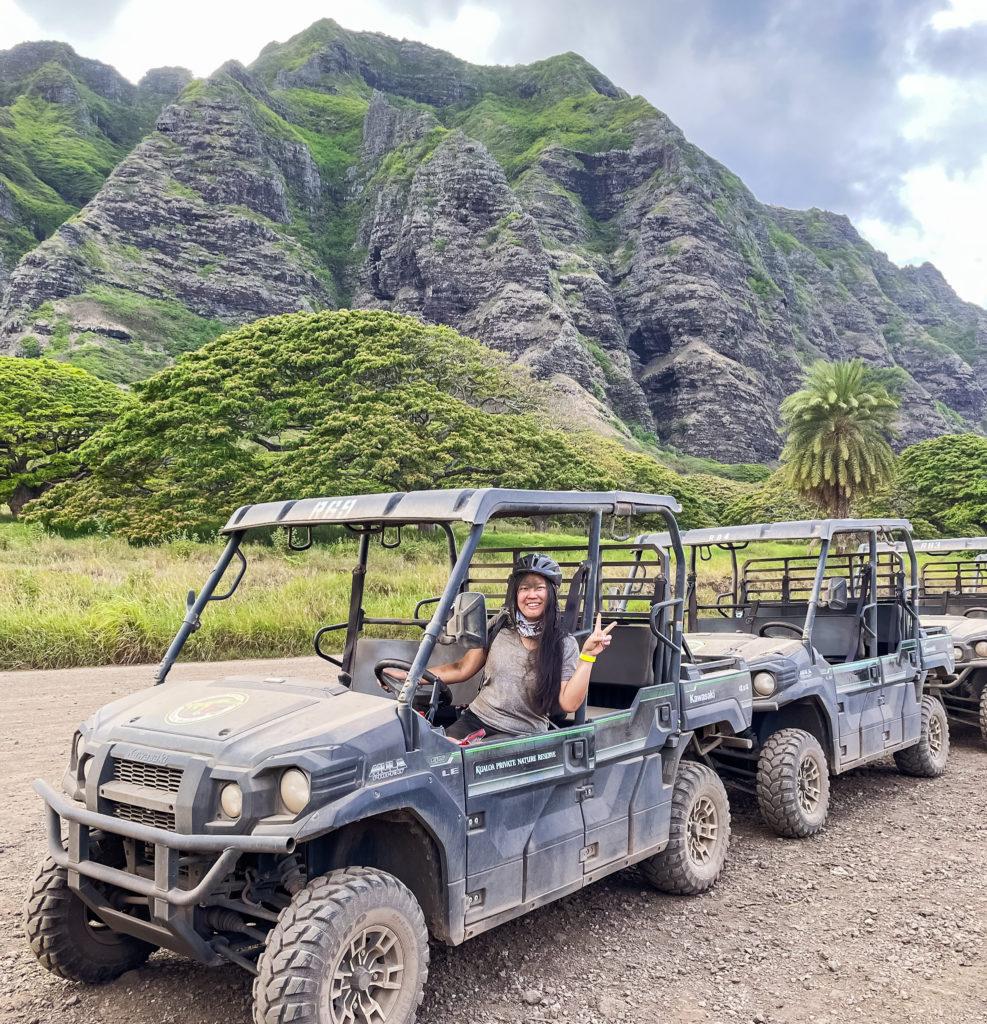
[420,553,616,741]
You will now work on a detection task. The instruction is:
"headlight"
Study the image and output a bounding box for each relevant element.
[975,641,987,659]
[72,731,85,765]
[280,769,311,814]
[220,783,243,819]
[954,646,966,662]
[753,671,776,697]
[81,756,94,782]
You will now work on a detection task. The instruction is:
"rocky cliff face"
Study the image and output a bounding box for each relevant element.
[0,42,190,289]
[1,22,984,456]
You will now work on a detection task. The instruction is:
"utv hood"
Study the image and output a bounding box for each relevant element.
[922,615,987,645]
[85,676,399,759]
[686,633,804,662]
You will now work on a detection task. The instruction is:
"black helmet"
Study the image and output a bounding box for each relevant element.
[511,553,562,587]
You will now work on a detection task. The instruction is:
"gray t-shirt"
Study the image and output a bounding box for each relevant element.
[469,628,581,736]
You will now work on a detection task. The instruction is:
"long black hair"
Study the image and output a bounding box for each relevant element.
[504,573,567,716]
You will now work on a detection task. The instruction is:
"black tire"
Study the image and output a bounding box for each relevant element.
[894,695,950,777]
[640,762,731,895]
[253,867,428,1024]
[24,853,155,984]
[756,728,830,839]
[979,684,987,745]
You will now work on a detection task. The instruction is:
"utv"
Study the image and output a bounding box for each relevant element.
[637,519,954,839]
[864,538,987,741]
[27,489,755,1024]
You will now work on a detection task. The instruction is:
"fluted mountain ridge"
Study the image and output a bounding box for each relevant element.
[0,21,983,460]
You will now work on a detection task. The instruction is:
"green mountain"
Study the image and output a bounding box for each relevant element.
[0,22,983,460]
[0,41,188,280]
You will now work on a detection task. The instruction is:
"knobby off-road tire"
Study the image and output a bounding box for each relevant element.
[979,683,987,745]
[640,761,731,895]
[24,853,155,983]
[253,867,428,1024]
[756,728,830,839]
[894,695,950,777]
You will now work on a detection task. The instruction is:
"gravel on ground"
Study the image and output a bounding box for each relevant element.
[2,658,985,1024]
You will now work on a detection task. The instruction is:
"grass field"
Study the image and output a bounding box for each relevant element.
[0,521,588,670]
[0,519,927,671]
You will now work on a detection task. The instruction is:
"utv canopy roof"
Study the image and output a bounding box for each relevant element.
[871,537,987,554]
[642,518,912,549]
[222,488,681,533]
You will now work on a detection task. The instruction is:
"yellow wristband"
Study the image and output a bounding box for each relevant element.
[579,653,596,663]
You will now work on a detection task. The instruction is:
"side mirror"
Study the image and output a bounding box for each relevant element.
[821,577,848,611]
[440,592,488,648]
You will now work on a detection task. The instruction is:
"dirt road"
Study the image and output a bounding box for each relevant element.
[2,659,985,1024]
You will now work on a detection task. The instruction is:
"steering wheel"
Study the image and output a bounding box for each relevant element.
[373,659,452,707]
[757,620,804,639]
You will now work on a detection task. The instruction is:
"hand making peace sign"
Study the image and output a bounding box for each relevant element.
[581,613,617,658]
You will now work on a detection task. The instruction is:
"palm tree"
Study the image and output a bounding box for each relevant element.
[780,359,899,520]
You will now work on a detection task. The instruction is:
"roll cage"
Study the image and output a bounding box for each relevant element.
[867,538,987,616]
[154,488,689,747]
[639,519,925,667]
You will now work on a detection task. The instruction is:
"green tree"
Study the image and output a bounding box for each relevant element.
[0,357,128,517]
[720,470,816,526]
[26,310,705,542]
[896,434,987,536]
[779,359,899,520]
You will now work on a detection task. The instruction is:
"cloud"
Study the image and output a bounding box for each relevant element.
[11,0,129,41]
[914,21,987,76]
[0,1,41,48]
[858,156,987,306]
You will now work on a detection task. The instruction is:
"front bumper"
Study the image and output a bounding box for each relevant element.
[35,779,295,963]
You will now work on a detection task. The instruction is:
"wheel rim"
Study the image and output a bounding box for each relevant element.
[686,794,719,865]
[929,712,943,758]
[796,755,822,815]
[84,910,120,947]
[328,924,405,1024]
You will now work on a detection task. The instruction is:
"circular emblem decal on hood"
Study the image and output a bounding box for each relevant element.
[165,692,249,726]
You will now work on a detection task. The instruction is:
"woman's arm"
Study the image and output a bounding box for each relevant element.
[558,614,616,713]
[385,645,488,686]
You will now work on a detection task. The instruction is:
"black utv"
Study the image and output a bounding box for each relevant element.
[637,519,954,839]
[27,489,756,1024]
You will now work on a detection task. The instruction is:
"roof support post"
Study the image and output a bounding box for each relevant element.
[396,523,485,749]
[803,536,831,665]
[154,532,244,684]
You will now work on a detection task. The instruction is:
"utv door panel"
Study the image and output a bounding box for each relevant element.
[463,728,593,923]
[880,656,922,748]
[581,689,676,868]
[627,752,672,854]
[834,662,885,767]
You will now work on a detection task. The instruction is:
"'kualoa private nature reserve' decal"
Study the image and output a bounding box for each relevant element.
[164,692,250,725]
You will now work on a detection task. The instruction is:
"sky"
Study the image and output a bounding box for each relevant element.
[2,0,986,308]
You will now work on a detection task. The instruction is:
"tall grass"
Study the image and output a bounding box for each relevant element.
[0,522,933,671]
[0,522,580,670]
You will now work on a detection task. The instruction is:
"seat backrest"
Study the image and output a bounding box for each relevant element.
[586,625,657,708]
[807,611,860,663]
[875,602,902,654]
[349,637,484,702]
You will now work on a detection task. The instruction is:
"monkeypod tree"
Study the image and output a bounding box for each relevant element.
[28,309,702,542]
[897,434,987,536]
[0,357,128,517]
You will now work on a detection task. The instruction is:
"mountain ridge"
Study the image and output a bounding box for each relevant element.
[0,21,983,459]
